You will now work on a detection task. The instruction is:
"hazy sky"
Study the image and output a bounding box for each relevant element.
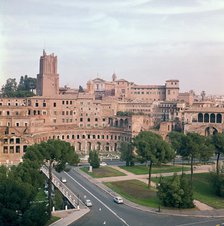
[1,0,224,94]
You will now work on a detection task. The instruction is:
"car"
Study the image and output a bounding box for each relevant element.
[113,196,123,204]
[100,162,107,166]
[60,177,67,183]
[85,199,93,207]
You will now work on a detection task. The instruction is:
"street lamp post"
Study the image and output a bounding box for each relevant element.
[158,183,161,212]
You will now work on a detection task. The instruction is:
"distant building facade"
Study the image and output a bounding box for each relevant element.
[0,51,184,165]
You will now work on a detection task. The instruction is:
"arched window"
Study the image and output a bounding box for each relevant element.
[120,119,124,127]
[217,113,222,123]
[210,113,215,123]
[204,113,209,123]
[198,113,203,122]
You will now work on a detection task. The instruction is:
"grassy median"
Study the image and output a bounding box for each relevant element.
[81,166,126,178]
[120,164,190,175]
[105,179,160,208]
[152,173,224,209]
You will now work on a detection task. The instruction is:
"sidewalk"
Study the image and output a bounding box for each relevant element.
[75,165,224,218]
[50,208,90,226]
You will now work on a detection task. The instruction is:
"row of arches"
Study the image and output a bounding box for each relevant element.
[198,113,222,124]
[109,118,129,128]
[75,141,118,153]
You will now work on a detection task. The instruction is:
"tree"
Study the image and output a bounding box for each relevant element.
[79,85,84,92]
[1,78,17,97]
[23,139,80,217]
[133,131,175,187]
[171,132,213,184]
[211,133,224,174]
[158,174,194,208]
[88,150,100,168]
[210,172,224,197]
[0,177,35,225]
[1,76,36,98]
[120,141,135,166]
[17,75,36,94]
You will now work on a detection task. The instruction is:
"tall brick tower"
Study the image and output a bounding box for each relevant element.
[37,50,59,96]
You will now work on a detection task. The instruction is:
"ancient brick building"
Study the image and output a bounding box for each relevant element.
[0,51,181,165]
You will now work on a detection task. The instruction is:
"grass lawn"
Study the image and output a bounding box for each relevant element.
[105,180,160,208]
[81,166,126,178]
[152,173,224,209]
[120,164,190,175]
[45,216,60,226]
[192,173,224,209]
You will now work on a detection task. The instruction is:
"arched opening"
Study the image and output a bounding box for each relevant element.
[87,142,91,152]
[109,118,113,126]
[204,113,209,123]
[198,113,203,123]
[205,127,218,136]
[78,142,81,151]
[120,119,124,127]
[124,118,128,127]
[106,142,110,151]
[114,143,117,152]
[97,142,101,151]
[210,113,215,123]
[115,119,119,127]
[217,113,222,123]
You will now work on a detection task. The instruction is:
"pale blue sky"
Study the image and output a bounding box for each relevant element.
[1,0,224,94]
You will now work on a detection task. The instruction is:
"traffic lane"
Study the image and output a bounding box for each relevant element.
[54,171,127,226]
[65,170,130,226]
[64,169,223,226]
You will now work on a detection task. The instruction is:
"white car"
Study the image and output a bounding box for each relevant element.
[100,162,107,166]
[60,177,67,183]
[85,199,93,207]
[113,196,123,204]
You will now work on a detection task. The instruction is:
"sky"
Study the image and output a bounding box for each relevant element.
[1,0,224,95]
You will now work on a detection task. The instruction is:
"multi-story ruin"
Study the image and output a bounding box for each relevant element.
[0,51,182,165]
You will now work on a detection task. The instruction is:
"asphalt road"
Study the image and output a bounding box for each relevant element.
[54,169,224,226]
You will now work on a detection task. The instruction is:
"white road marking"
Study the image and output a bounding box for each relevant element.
[65,171,130,226]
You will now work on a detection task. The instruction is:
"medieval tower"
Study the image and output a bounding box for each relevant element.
[36,50,59,96]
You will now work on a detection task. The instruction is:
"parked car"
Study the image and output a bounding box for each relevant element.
[60,177,67,183]
[85,199,93,207]
[100,162,107,166]
[113,196,123,204]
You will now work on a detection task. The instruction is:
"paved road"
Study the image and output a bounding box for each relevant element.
[54,169,224,226]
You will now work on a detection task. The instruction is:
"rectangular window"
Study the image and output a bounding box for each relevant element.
[3,146,8,153]
[10,146,14,153]
[16,138,20,144]
[16,146,20,153]
[23,145,27,153]
[53,102,56,107]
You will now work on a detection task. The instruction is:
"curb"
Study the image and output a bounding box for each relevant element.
[75,167,224,219]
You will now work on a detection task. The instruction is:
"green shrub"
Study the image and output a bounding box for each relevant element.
[210,172,224,197]
[88,150,100,168]
[157,174,194,208]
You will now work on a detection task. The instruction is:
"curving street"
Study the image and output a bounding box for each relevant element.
[54,168,224,226]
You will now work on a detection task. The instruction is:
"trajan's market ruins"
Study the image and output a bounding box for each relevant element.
[0,51,223,165]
